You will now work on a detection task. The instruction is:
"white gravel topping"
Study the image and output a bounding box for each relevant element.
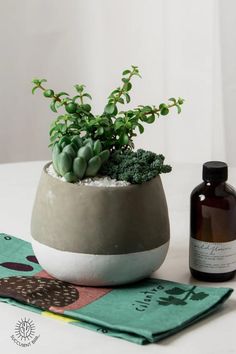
[46,163,130,187]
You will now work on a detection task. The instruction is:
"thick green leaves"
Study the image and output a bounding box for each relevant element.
[104,103,116,115]
[64,172,77,182]
[57,92,69,97]
[50,100,57,113]
[52,143,61,174]
[59,136,71,149]
[114,119,124,130]
[32,68,184,155]
[74,84,85,93]
[77,145,93,161]
[99,150,110,163]
[32,86,39,95]
[125,93,131,103]
[83,93,92,100]
[144,114,155,123]
[57,152,73,176]
[119,133,129,145]
[73,157,87,179]
[71,135,82,149]
[138,123,144,134]
[63,144,77,158]
[96,127,104,136]
[44,89,54,98]
[65,102,77,114]
[160,107,169,116]
[124,82,132,91]
[93,140,102,155]
[85,156,102,177]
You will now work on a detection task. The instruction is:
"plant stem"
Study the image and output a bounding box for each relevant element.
[38,85,65,105]
[79,93,84,105]
[113,69,136,105]
[144,102,177,117]
[183,286,197,301]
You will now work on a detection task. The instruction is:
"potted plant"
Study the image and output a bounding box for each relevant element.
[31,66,184,286]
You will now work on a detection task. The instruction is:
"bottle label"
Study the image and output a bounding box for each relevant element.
[190,237,236,273]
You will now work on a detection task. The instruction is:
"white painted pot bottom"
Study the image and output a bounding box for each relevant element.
[32,239,169,286]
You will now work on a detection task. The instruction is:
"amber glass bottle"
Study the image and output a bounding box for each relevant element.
[190,161,236,281]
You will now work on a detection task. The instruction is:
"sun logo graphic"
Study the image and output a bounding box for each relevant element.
[10,318,40,347]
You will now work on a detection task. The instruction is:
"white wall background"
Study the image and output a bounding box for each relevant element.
[0,0,235,166]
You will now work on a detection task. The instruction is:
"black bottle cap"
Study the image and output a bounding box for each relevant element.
[202,161,228,182]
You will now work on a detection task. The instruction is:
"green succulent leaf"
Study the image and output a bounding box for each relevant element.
[50,100,57,113]
[57,92,69,97]
[125,93,131,103]
[93,140,102,155]
[176,104,182,114]
[57,152,73,176]
[118,97,125,104]
[122,78,129,84]
[99,150,110,163]
[145,114,155,123]
[32,79,40,85]
[71,135,82,149]
[160,107,169,116]
[63,144,77,158]
[85,156,102,177]
[32,86,39,94]
[32,66,184,156]
[114,120,124,130]
[73,156,87,179]
[96,126,104,136]
[104,103,116,115]
[178,97,184,105]
[64,172,77,183]
[122,70,131,75]
[124,82,132,91]
[138,123,144,134]
[77,145,93,161]
[119,133,129,145]
[58,136,71,148]
[83,93,92,100]
[74,84,85,93]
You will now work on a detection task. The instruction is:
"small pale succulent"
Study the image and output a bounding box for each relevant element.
[52,136,110,182]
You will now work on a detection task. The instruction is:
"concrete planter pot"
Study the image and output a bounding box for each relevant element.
[31,162,170,286]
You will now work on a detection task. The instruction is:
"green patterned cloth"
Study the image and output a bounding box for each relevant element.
[0,233,233,344]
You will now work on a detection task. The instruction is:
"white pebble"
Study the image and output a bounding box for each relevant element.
[46,163,130,187]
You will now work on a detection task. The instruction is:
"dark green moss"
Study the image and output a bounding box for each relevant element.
[100,149,172,184]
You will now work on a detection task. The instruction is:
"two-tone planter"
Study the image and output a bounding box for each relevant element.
[31,162,170,286]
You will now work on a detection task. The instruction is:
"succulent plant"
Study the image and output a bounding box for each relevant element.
[52,136,110,182]
[32,66,184,184]
[32,66,184,151]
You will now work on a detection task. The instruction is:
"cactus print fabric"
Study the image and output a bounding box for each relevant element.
[0,233,233,345]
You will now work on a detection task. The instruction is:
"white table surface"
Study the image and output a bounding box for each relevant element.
[0,161,235,354]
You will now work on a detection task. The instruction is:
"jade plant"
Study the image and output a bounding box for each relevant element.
[32,66,184,183]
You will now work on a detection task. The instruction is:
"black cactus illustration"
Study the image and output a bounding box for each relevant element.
[157,286,209,306]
